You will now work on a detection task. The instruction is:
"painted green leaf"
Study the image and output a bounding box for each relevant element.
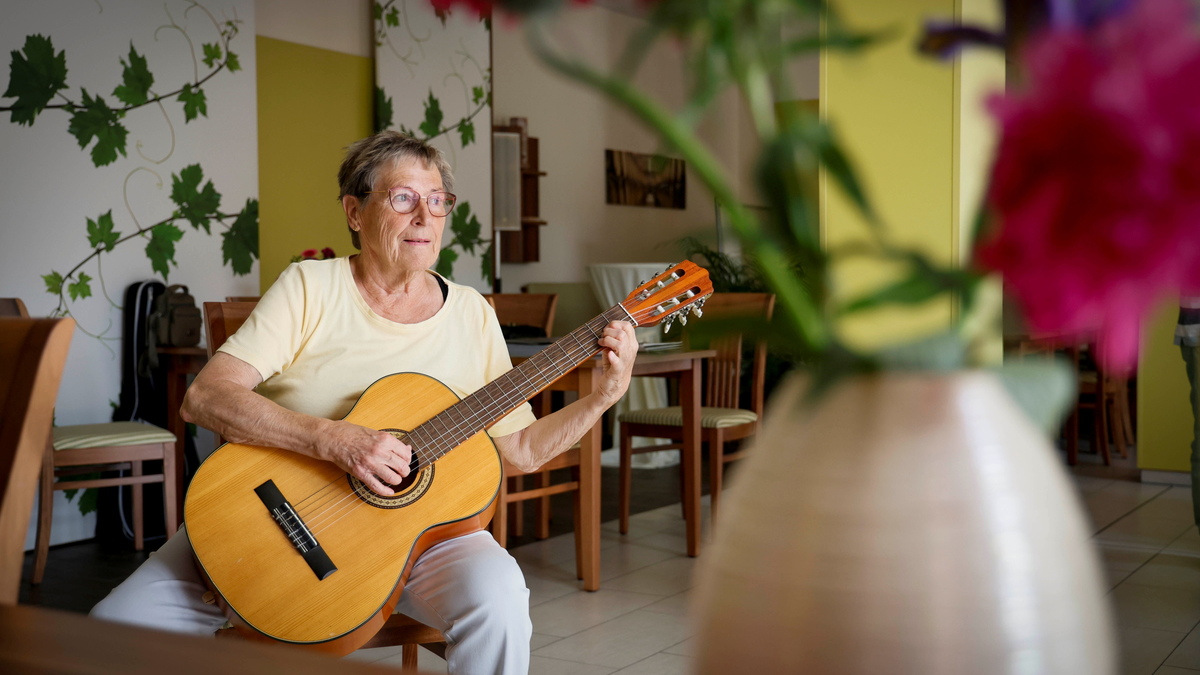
[201,43,222,68]
[375,86,393,134]
[459,119,475,147]
[450,201,482,254]
[86,210,120,251]
[77,486,98,515]
[67,272,92,301]
[472,86,484,104]
[178,83,207,122]
[386,5,400,27]
[374,1,384,21]
[170,164,221,233]
[480,239,494,285]
[42,271,64,295]
[419,91,443,138]
[225,51,241,73]
[145,223,184,279]
[222,198,259,275]
[436,246,458,279]
[3,34,68,126]
[112,43,153,107]
[67,88,128,167]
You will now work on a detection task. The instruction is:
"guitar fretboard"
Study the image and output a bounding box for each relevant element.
[405,305,632,468]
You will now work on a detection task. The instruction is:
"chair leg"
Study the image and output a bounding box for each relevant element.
[511,476,524,538]
[401,643,418,671]
[618,426,634,535]
[572,466,583,581]
[1094,393,1112,467]
[1064,408,1080,465]
[533,470,551,540]
[708,433,723,526]
[33,441,55,585]
[132,460,145,551]
[162,442,179,536]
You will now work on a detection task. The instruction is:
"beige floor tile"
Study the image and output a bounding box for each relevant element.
[512,531,618,570]
[546,539,679,583]
[1118,626,1187,675]
[1095,516,1194,551]
[532,632,563,650]
[1098,545,1157,589]
[663,635,697,657]
[603,556,698,596]
[1154,666,1200,674]
[1167,529,1200,558]
[343,644,405,663]
[611,652,695,674]
[1166,626,1200,670]
[1111,583,1200,633]
[1125,555,1200,592]
[531,588,662,638]
[525,563,587,607]
[1072,475,1115,494]
[1099,482,1171,502]
[1085,496,1141,534]
[529,655,618,675]
[533,608,693,669]
[368,645,449,672]
[642,590,692,617]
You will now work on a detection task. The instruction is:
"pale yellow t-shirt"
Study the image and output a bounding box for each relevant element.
[218,257,536,438]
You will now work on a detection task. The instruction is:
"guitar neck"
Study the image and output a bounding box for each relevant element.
[406,304,634,467]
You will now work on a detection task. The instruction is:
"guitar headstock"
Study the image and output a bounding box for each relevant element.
[621,261,714,332]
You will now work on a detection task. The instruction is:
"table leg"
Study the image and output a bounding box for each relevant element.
[166,366,189,515]
[681,357,702,557]
[577,367,601,591]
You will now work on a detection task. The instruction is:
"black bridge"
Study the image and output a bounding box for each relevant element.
[255,479,337,580]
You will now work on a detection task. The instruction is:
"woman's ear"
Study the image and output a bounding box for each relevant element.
[342,194,362,232]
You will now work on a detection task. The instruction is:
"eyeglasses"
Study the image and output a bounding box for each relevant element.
[364,187,457,217]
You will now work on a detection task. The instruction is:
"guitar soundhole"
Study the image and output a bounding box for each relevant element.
[346,428,435,509]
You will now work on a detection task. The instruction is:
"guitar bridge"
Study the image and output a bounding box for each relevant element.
[254,479,337,580]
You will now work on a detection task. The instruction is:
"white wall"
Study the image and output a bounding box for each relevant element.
[257,0,371,56]
[1,0,257,547]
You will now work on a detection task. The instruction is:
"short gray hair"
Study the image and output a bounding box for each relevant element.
[338,131,455,250]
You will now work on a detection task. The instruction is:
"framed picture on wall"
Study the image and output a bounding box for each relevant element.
[605,149,686,209]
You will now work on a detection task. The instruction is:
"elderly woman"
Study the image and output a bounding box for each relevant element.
[90,131,638,675]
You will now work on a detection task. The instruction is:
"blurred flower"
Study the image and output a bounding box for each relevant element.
[291,247,336,263]
[976,0,1200,372]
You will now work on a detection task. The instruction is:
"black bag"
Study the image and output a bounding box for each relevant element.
[150,284,202,347]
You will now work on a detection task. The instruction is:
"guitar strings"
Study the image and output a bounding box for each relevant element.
[288,298,684,536]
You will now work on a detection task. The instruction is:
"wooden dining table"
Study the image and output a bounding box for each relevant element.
[509,345,716,591]
[0,604,431,674]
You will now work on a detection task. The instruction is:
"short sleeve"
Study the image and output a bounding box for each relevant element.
[217,264,309,382]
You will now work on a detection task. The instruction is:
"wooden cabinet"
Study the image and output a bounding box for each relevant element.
[494,118,545,264]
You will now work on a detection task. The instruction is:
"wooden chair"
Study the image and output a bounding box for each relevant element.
[483,293,557,338]
[224,296,260,302]
[617,293,775,531]
[0,300,180,585]
[202,301,446,669]
[0,317,75,604]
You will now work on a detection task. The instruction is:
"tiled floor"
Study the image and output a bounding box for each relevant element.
[345,459,1200,675]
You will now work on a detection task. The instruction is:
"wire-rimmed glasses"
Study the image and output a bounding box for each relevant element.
[365,187,457,217]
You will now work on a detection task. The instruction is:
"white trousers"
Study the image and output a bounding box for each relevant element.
[90,529,532,675]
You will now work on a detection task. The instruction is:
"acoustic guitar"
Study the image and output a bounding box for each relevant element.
[183,261,713,654]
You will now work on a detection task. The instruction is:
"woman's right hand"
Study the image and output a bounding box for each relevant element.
[319,421,413,496]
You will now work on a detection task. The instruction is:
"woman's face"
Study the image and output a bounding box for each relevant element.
[350,157,447,274]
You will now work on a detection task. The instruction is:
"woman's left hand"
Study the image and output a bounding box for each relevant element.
[595,321,638,405]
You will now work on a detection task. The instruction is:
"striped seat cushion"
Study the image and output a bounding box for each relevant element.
[52,421,175,450]
[618,406,758,429]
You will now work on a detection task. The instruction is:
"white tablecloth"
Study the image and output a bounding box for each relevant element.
[589,263,678,469]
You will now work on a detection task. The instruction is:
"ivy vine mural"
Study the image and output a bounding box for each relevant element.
[374,0,493,287]
[0,0,258,328]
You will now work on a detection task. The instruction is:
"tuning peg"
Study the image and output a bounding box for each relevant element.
[679,313,688,326]
[663,316,675,333]
[692,305,703,318]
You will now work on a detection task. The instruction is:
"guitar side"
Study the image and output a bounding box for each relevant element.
[184,372,502,648]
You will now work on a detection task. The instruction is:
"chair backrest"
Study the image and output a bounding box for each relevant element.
[483,293,558,338]
[694,293,775,413]
[224,296,261,302]
[520,282,600,337]
[0,317,74,604]
[203,301,258,356]
[0,298,29,318]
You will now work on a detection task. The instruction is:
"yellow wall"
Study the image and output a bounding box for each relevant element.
[256,36,373,290]
[1139,299,1194,472]
[821,0,1003,353]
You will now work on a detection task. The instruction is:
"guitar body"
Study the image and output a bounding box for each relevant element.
[184,372,501,653]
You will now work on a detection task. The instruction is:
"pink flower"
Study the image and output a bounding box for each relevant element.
[429,0,595,19]
[300,249,318,259]
[976,0,1200,373]
[321,247,336,259]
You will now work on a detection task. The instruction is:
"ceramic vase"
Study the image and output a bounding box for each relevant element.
[691,371,1115,674]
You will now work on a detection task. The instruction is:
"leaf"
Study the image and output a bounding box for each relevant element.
[86,210,120,251]
[993,359,1076,436]
[201,43,222,68]
[480,239,494,284]
[450,201,482,253]
[225,51,241,73]
[386,5,400,27]
[436,246,458,279]
[112,43,153,107]
[374,2,384,21]
[222,198,259,275]
[77,486,98,516]
[458,119,475,147]
[145,223,184,279]
[68,272,92,301]
[3,34,68,126]
[42,270,64,296]
[419,91,443,138]
[178,83,207,122]
[67,88,128,167]
[170,164,221,233]
[840,271,943,315]
[375,86,393,133]
[472,86,484,104]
